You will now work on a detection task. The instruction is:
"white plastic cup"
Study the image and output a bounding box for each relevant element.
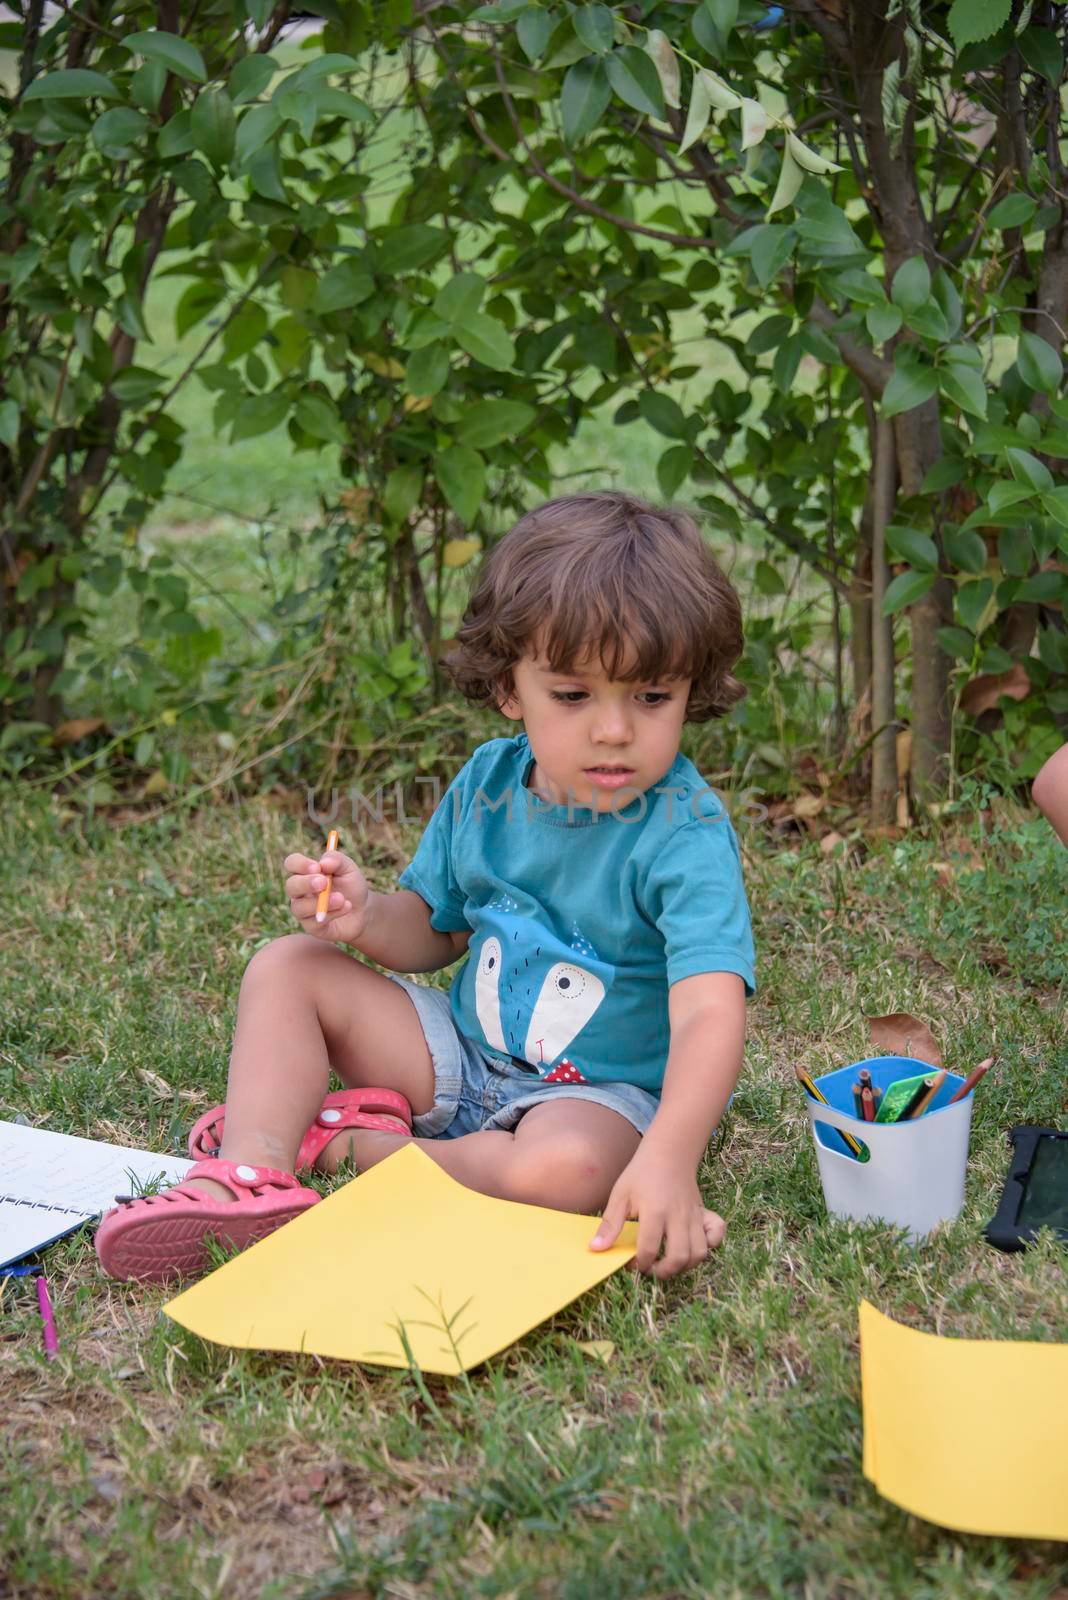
[805,1056,973,1242]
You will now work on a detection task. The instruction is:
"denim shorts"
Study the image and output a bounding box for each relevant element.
[388,974,661,1140]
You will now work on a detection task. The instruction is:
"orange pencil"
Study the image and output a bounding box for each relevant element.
[315,829,340,923]
[905,1068,946,1119]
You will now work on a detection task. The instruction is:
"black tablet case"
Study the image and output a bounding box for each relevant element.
[984,1124,1068,1252]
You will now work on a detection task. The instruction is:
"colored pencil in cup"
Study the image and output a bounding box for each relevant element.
[315,829,340,924]
[794,1066,866,1159]
[905,1068,947,1120]
[948,1057,995,1105]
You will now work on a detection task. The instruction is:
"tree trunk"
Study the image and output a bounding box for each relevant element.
[870,419,898,825]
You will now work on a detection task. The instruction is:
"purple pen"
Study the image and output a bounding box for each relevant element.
[37,1275,58,1360]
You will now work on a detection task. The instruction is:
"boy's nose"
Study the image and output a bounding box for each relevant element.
[591,712,633,744]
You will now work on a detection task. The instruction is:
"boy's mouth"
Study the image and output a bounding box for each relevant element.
[584,765,636,789]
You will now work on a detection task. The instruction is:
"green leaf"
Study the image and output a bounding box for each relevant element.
[231,389,289,441]
[679,67,711,155]
[383,464,424,523]
[561,57,611,143]
[190,88,236,170]
[0,400,18,448]
[940,362,987,418]
[944,527,988,576]
[937,625,976,661]
[455,399,537,448]
[1015,570,1066,603]
[754,559,786,596]
[1006,445,1054,491]
[435,444,485,525]
[159,109,196,159]
[405,343,450,396]
[175,280,226,339]
[998,526,1034,577]
[1017,331,1062,395]
[246,144,287,202]
[638,390,688,439]
[1041,486,1068,529]
[130,58,167,112]
[836,269,886,308]
[987,481,1034,514]
[792,197,864,259]
[905,301,951,342]
[921,457,964,493]
[435,274,485,325]
[772,332,801,392]
[745,224,796,288]
[1018,25,1064,85]
[881,364,938,418]
[110,366,165,403]
[314,87,373,124]
[657,443,692,498]
[23,67,119,100]
[312,259,374,314]
[987,192,1037,230]
[115,291,150,343]
[376,225,450,275]
[605,46,665,120]
[747,314,792,356]
[573,5,615,54]
[91,107,150,155]
[706,0,739,34]
[867,303,902,343]
[453,312,515,371]
[223,303,267,360]
[295,392,348,445]
[229,53,278,105]
[946,0,1011,46]
[122,31,208,84]
[890,255,930,312]
[517,8,554,61]
[885,525,938,571]
[882,569,935,614]
[766,143,804,218]
[235,104,282,166]
[957,577,994,634]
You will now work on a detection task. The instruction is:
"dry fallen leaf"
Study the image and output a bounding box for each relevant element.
[895,727,912,784]
[52,717,105,746]
[867,1012,942,1067]
[792,792,825,820]
[819,830,846,855]
[960,663,1030,717]
[576,1339,615,1364]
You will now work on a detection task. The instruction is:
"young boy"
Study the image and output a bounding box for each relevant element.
[96,492,755,1284]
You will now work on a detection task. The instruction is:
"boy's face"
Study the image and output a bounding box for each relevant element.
[498,640,691,813]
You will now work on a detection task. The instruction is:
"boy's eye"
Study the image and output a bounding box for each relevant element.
[547,689,672,705]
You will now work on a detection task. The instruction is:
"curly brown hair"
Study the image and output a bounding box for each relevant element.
[443,491,745,723]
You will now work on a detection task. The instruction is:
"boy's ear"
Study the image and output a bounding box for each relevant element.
[495,671,523,721]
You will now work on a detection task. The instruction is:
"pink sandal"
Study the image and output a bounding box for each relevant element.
[94,1159,319,1284]
[187,1087,413,1171]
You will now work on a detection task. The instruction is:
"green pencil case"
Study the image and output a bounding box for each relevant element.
[874,1072,934,1124]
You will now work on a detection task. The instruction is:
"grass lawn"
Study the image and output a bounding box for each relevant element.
[1,785,1065,1600]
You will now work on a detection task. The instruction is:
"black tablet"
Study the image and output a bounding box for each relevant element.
[984,1125,1068,1252]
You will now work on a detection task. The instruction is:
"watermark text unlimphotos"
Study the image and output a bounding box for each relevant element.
[307,779,769,829]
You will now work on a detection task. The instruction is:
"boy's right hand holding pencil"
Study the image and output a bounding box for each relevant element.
[284,834,372,943]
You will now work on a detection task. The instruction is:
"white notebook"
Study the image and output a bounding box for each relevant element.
[0,1120,192,1270]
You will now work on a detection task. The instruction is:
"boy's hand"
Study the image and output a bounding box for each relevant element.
[283,848,373,944]
[589,1146,725,1281]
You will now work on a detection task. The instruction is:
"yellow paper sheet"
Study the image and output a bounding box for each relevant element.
[165,1143,636,1375]
[860,1299,1068,1540]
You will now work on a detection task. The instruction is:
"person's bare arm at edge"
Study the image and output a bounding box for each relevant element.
[589,970,746,1281]
[285,847,470,972]
[1032,743,1068,846]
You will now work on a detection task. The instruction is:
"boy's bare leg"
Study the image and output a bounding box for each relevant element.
[327,1103,725,1242]
[187,934,436,1201]
[324,1099,637,1214]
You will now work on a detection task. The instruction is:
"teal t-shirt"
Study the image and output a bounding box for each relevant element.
[397,732,756,1097]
